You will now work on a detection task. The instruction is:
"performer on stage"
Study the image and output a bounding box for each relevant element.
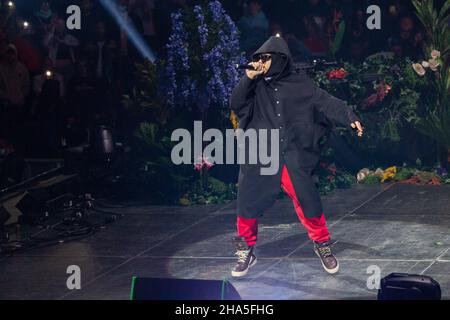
[230,36,363,277]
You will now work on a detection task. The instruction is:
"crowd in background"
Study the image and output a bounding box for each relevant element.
[0,0,156,160]
[232,0,427,62]
[0,0,434,187]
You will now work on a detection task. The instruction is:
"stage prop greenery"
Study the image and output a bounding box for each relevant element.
[314,0,450,187]
[122,1,241,204]
[314,56,425,163]
[409,0,450,163]
[122,0,450,204]
[161,0,243,127]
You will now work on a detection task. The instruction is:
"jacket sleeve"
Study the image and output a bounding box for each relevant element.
[312,84,360,128]
[230,75,257,124]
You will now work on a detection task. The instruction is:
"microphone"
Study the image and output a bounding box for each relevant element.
[235,64,255,70]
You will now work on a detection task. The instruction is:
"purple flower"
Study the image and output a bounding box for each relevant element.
[208,1,225,22]
[436,167,448,176]
[162,1,242,110]
[194,5,208,47]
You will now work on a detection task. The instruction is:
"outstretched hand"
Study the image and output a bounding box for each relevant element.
[351,121,363,137]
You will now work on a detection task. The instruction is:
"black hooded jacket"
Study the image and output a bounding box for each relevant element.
[231,36,360,219]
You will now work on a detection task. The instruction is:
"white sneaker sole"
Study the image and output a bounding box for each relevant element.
[231,256,257,277]
[315,249,340,274]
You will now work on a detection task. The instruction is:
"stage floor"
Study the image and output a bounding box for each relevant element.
[1,183,450,300]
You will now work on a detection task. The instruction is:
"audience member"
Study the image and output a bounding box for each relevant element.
[237,0,269,57]
[32,57,65,97]
[0,44,30,108]
[387,14,424,59]
[43,17,79,78]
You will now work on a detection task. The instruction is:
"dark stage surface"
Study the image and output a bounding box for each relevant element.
[1,183,450,300]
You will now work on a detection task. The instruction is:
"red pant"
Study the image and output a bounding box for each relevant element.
[237,165,330,246]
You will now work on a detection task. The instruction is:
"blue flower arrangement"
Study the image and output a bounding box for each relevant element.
[163,1,244,110]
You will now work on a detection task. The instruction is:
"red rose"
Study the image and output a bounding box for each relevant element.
[327,68,347,80]
[385,84,392,94]
[327,164,337,175]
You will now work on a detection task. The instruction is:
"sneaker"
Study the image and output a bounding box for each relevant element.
[314,240,339,274]
[231,236,257,277]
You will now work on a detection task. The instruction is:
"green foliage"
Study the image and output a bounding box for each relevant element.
[362,174,382,184]
[409,0,450,150]
[315,149,356,194]
[123,60,237,205]
[392,167,415,181]
[314,56,423,154]
[318,172,355,195]
[123,60,170,126]
[412,0,450,57]
[182,177,237,205]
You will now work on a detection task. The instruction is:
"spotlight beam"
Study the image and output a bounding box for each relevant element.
[98,0,156,62]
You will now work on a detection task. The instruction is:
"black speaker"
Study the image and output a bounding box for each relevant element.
[378,273,441,300]
[130,277,241,300]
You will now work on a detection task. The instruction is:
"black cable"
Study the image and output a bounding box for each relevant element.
[0,205,121,257]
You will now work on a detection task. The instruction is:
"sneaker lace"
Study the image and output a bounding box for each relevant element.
[235,250,250,263]
[318,246,332,258]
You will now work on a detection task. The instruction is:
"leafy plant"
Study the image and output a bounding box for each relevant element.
[315,56,424,157]
[122,57,238,205]
[362,174,382,184]
[120,60,192,203]
[409,0,450,152]
[123,60,170,126]
[181,176,237,205]
[392,167,415,181]
[315,150,356,194]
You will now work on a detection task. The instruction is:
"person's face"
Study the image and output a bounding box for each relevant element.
[248,2,261,16]
[400,17,414,32]
[41,1,50,11]
[5,49,17,64]
[253,53,272,74]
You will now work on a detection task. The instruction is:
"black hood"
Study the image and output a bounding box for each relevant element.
[252,36,294,81]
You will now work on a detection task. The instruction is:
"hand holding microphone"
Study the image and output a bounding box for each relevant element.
[244,62,265,80]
